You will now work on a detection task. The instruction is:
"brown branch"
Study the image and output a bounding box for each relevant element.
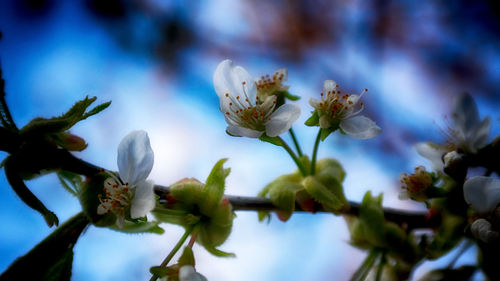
[0,128,435,230]
[153,185,435,230]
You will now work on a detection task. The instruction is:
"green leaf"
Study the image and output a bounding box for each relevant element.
[283,91,300,101]
[20,96,111,137]
[178,247,195,266]
[302,176,343,211]
[82,101,111,119]
[110,220,165,234]
[0,212,89,281]
[199,159,230,217]
[259,134,283,147]
[305,111,319,126]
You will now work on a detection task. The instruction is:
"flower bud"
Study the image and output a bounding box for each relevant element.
[53,132,88,151]
[471,218,499,243]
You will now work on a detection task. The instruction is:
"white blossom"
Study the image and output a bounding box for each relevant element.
[179,265,208,281]
[463,176,500,213]
[309,80,381,139]
[213,59,300,138]
[97,130,155,227]
[416,94,490,171]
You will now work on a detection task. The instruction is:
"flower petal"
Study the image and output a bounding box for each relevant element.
[130,180,155,219]
[308,97,321,109]
[464,176,500,213]
[265,104,301,137]
[179,266,207,281]
[213,59,256,105]
[227,125,263,138]
[452,93,480,134]
[414,142,447,171]
[339,115,381,139]
[117,130,154,185]
[323,80,337,93]
[470,116,491,151]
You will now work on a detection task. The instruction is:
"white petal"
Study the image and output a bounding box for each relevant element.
[464,176,500,213]
[179,266,206,281]
[339,115,381,139]
[265,104,301,137]
[470,117,491,151]
[130,180,155,219]
[452,93,479,133]
[227,125,263,138]
[308,97,321,109]
[415,142,446,171]
[117,130,154,185]
[323,80,337,93]
[213,59,256,104]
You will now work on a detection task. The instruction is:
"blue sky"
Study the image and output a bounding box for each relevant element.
[0,1,498,280]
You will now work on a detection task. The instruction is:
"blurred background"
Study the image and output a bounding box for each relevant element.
[1,0,499,280]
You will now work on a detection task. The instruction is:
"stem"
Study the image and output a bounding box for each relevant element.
[188,226,199,248]
[310,128,322,175]
[278,136,307,176]
[149,225,194,281]
[288,128,303,157]
[350,249,379,281]
[375,251,386,281]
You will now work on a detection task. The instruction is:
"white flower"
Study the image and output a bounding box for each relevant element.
[97,130,155,227]
[213,59,301,138]
[463,176,500,213]
[308,80,381,139]
[415,142,449,172]
[255,68,289,99]
[179,265,208,281]
[416,94,490,171]
[448,93,490,153]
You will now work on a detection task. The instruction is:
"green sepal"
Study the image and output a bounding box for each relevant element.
[178,247,195,266]
[110,220,164,234]
[305,111,319,127]
[57,170,83,196]
[259,134,283,147]
[199,158,230,217]
[20,96,110,137]
[320,127,336,141]
[264,172,303,221]
[302,176,343,211]
[282,91,300,101]
[149,266,175,278]
[202,244,235,257]
[0,212,89,281]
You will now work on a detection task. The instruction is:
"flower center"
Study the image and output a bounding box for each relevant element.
[98,172,133,216]
[256,70,286,98]
[223,82,277,131]
[400,166,432,194]
[316,84,367,120]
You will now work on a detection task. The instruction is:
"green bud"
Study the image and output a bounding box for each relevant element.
[302,176,343,211]
[51,132,88,151]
